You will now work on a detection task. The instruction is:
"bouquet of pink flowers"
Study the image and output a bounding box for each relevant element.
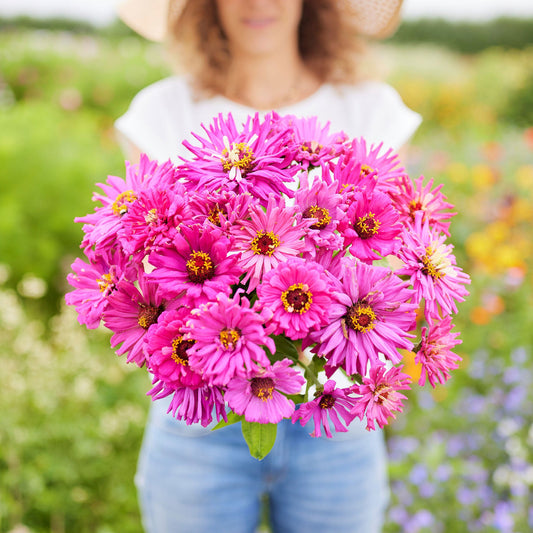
[66,112,470,459]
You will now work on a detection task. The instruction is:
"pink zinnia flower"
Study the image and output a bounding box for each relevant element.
[280,114,348,169]
[291,380,358,438]
[65,249,135,329]
[147,223,242,306]
[416,315,462,387]
[187,189,254,234]
[338,188,402,262]
[184,293,273,386]
[225,359,305,424]
[396,213,470,320]
[103,270,178,367]
[118,182,192,259]
[390,175,456,236]
[145,308,204,389]
[342,137,406,193]
[256,258,334,340]
[76,155,177,253]
[149,383,226,427]
[294,170,346,253]
[232,195,311,291]
[351,364,411,431]
[180,112,297,203]
[311,260,417,376]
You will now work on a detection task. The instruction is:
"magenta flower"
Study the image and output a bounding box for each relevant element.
[351,363,411,431]
[390,175,456,236]
[232,195,311,291]
[396,213,470,320]
[338,188,402,262]
[292,380,358,438]
[184,293,273,386]
[145,308,204,389]
[294,170,346,253]
[118,182,192,259]
[416,315,462,387]
[343,137,406,193]
[149,382,226,427]
[256,258,334,340]
[225,359,305,424]
[147,223,242,306]
[65,249,135,329]
[280,114,348,169]
[311,260,417,376]
[103,269,178,367]
[187,189,254,234]
[180,112,297,203]
[76,155,177,253]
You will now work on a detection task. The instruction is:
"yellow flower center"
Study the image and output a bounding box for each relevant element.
[346,302,376,333]
[250,377,275,401]
[303,205,332,230]
[219,328,241,350]
[421,245,452,279]
[137,304,162,330]
[171,336,194,366]
[112,190,137,216]
[319,394,336,409]
[186,251,215,283]
[96,273,114,294]
[360,164,376,177]
[221,142,255,175]
[281,283,313,314]
[355,213,381,239]
[251,231,280,256]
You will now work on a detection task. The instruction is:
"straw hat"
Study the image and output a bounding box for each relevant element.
[117,0,403,42]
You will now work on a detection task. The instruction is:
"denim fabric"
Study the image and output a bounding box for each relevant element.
[136,398,389,533]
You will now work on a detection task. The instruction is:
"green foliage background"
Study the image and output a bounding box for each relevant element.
[0,17,532,533]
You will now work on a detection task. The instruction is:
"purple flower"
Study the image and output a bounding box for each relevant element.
[184,293,273,386]
[311,259,417,376]
[225,359,305,424]
[292,380,358,438]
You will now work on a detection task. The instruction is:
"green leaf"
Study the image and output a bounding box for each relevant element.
[212,411,244,431]
[241,421,277,460]
[270,334,300,362]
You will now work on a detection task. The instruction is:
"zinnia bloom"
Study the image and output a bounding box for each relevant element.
[342,137,406,193]
[292,380,358,438]
[65,248,134,329]
[390,175,455,236]
[184,293,273,386]
[279,114,348,169]
[351,363,411,431]
[294,170,346,253]
[416,315,462,387]
[118,182,192,259]
[76,155,177,253]
[180,112,297,203]
[232,195,311,291]
[149,382,226,427]
[225,359,305,424]
[147,223,242,306]
[338,187,402,262]
[145,308,204,389]
[256,257,334,339]
[396,213,470,320]
[311,259,417,376]
[103,269,178,367]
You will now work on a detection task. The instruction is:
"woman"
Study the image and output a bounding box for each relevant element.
[115,1,421,532]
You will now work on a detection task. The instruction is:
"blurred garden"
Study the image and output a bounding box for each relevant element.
[0,16,532,533]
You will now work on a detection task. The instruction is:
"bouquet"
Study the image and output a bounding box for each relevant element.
[66,112,470,459]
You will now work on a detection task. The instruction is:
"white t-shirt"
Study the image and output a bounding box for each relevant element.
[115,76,421,162]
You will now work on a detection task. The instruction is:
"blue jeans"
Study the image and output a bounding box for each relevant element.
[136,398,389,533]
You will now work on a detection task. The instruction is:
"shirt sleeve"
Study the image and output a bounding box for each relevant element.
[114,77,192,162]
[346,81,422,150]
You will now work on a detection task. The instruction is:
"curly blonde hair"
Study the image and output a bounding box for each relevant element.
[166,0,367,97]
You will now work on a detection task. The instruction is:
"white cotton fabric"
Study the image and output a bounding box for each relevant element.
[115,76,422,163]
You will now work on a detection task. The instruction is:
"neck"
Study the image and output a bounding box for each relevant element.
[223,50,319,110]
